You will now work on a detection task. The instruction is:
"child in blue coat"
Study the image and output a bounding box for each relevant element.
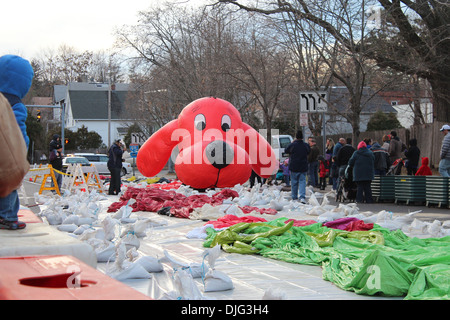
[0,55,34,229]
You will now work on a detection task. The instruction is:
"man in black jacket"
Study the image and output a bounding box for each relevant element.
[108,139,124,195]
[336,138,355,179]
[285,130,310,204]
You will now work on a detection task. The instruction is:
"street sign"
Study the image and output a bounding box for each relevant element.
[300,91,328,112]
[131,132,146,145]
[129,143,139,158]
[300,113,308,127]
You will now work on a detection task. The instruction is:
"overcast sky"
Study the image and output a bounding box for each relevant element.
[1,0,203,60]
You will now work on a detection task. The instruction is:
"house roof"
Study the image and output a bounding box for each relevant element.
[329,87,397,114]
[66,82,131,120]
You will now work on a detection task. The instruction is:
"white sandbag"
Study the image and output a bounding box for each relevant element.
[119,232,140,251]
[57,224,78,233]
[100,216,117,241]
[77,217,95,226]
[427,220,443,237]
[201,245,233,292]
[62,215,79,225]
[95,241,116,262]
[112,262,151,281]
[106,242,151,281]
[163,250,208,278]
[203,269,234,292]
[316,210,345,223]
[45,212,64,225]
[262,287,287,300]
[134,256,164,273]
[173,269,205,300]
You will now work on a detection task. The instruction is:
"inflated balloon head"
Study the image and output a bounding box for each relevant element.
[137,97,277,189]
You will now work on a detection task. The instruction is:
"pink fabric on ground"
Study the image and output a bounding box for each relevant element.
[323,217,373,231]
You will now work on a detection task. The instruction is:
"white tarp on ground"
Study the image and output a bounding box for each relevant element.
[35,182,450,300]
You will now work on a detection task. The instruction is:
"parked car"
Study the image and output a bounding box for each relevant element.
[271,135,293,162]
[74,153,132,176]
[62,156,90,173]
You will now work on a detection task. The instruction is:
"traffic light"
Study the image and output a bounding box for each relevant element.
[37,110,41,122]
[65,138,69,144]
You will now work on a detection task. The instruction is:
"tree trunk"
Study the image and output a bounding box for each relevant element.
[429,76,450,123]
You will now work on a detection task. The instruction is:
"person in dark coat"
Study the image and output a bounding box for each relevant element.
[285,130,310,203]
[404,138,421,175]
[108,139,124,195]
[49,146,63,192]
[336,138,355,178]
[370,142,390,176]
[49,134,62,152]
[348,141,375,203]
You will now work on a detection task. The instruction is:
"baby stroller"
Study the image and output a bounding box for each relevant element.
[335,166,357,202]
[387,158,405,175]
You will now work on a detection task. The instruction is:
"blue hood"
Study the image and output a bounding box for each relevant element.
[0,55,34,149]
[0,55,34,98]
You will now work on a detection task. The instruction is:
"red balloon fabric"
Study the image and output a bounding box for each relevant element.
[107,187,240,219]
[205,214,268,228]
[136,97,278,189]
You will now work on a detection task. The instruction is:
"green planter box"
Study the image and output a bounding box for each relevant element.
[425,176,449,207]
[377,175,396,202]
[394,176,426,205]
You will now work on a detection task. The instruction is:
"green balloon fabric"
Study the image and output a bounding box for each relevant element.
[203,217,450,299]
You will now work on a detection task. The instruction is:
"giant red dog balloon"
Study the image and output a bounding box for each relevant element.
[137,97,277,189]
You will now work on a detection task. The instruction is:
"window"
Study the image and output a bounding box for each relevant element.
[84,155,99,162]
[279,137,292,148]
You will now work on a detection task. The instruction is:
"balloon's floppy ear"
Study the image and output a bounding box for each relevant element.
[242,123,278,178]
[136,120,179,177]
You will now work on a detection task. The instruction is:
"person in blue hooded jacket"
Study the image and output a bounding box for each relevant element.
[0,55,34,230]
[348,141,375,203]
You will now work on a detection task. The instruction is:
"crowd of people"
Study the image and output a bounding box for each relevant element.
[276,126,450,205]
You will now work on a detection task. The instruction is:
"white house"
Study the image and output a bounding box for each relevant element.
[54,82,135,147]
[378,91,433,128]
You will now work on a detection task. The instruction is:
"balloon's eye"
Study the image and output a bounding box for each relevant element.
[221,115,231,132]
[194,114,206,131]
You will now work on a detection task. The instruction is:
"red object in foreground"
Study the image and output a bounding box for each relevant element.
[17,209,42,224]
[0,255,151,300]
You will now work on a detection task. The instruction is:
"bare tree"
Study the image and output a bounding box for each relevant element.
[217,0,450,123]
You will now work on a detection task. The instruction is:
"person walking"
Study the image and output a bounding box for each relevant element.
[0,55,34,230]
[108,139,124,195]
[439,124,450,177]
[307,137,320,187]
[404,138,421,175]
[348,141,375,203]
[285,130,310,204]
[370,142,390,176]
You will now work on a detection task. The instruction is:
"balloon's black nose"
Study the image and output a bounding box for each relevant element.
[205,140,234,169]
